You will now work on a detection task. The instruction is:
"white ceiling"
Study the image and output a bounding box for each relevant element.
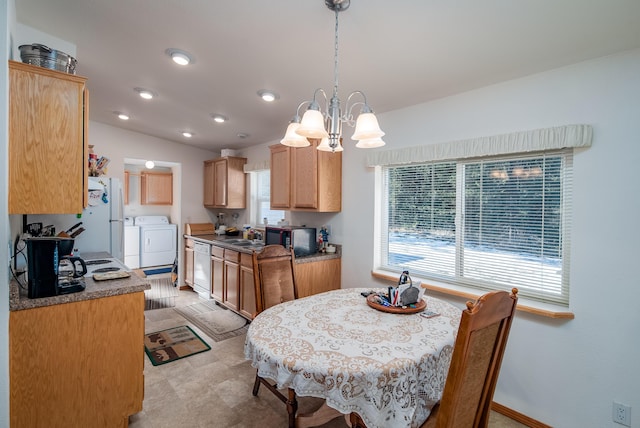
[14,0,640,152]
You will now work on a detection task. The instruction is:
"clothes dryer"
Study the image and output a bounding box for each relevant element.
[134,216,177,268]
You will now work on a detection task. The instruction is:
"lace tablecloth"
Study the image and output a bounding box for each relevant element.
[244,288,461,428]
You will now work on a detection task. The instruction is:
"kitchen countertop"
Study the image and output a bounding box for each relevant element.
[9,252,151,312]
[185,234,341,264]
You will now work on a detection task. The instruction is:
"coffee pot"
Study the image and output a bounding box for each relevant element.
[26,237,87,298]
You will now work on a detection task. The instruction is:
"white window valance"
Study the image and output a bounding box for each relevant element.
[243,160,270,173]
[366,124,592,167]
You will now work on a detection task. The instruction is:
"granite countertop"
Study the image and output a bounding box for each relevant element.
[185,234,341,264]
[9,252,150,312]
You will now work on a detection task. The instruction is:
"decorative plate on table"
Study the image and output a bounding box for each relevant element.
[366,294,426,314]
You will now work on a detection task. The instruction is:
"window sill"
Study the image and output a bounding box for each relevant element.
[371,270,574,320]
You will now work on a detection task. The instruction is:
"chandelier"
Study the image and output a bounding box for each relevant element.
[280,0,385,152]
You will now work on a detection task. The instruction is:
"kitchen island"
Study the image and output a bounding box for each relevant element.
[184,233,342,319]
[8,252,150,427]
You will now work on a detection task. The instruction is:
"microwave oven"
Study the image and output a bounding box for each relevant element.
[265,226,317,257]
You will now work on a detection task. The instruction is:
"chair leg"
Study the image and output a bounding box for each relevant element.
[252,372,261,396]
[350,412,367,428]
[286,388,298,428]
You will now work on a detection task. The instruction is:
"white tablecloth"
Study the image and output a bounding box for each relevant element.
[244,288,461,428]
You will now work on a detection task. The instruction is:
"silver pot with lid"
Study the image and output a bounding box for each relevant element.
[18,43,77,74]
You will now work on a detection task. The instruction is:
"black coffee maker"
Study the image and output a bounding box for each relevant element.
[26,237,87,298]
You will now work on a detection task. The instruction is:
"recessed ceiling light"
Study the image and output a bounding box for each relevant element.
[165,48,194,66]
[258,90,279,102]
[114,111,129,120]
[145,160,155,169]
[237,133,249,139]
[134,87,156,100]
[211,114,227,123]
[182,131,194,138]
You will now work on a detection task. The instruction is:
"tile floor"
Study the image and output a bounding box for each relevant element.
[129,288,527,428]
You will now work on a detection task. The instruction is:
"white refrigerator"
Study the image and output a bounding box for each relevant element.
[28,177,125,261]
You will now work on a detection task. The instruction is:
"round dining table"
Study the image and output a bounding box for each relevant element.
[244,287,462,428]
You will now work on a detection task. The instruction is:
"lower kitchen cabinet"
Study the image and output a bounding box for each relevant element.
[223,250,240,312]
[9,292,144,427]
[239,253,256,319]
[294,258,342,298]
[211,246,224,301]
[184,237,194,288]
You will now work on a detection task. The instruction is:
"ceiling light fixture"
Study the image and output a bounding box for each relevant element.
[165,48,194,66]
[258,90,279,102]
[145,160,155,169]
[211,114,227,123]
[114,111,129,120]
[134,87,155,100]
[281,0,385,152]
[182,131,193,138]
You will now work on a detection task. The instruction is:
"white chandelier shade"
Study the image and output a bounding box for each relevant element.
[280,121,311,147]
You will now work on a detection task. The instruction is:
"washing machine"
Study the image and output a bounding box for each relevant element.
[124,217,140,269]
[134,216,178,268]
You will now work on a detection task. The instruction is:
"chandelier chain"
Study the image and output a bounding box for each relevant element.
[333,8,339,99]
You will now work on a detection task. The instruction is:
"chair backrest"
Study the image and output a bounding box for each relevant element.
[432,288,518,428]
[252,245,298,315]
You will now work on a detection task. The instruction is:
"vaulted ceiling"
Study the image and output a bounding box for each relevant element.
[15,0,640,151]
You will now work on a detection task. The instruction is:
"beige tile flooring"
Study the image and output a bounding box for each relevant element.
[129,288,527,428]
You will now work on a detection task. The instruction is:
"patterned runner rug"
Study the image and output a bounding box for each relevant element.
[144,276,179,310]
[144,325,210,366]
[173,300,249,342]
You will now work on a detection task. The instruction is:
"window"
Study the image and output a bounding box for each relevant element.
[378,150,573,306]
[250,170,284,226]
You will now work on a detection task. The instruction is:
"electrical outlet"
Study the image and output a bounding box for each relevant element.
[613,401,631,426]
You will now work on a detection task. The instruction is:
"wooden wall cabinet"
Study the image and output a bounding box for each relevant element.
[141,171,173,205]
[8,60,88,214]
[204,156,247,209]
[9,292,144,427]
[269,140,342,212]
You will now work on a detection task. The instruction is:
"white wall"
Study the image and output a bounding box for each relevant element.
[334,49,640,427]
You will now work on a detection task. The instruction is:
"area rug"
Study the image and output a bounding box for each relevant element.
[173,300,249,342]
[144,276,179,310]
[144,325,211,366]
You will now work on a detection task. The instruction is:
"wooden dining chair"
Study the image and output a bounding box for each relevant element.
[350,288,518,428]
[251,244,299,428]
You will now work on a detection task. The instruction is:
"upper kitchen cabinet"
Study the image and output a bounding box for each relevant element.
[140,171,173,205]
[269,140,342,212]
[204,157,247,209]
[8,60,88,214]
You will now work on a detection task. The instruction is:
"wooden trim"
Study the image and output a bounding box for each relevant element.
[492,402,552,428]
[371,271,574,319]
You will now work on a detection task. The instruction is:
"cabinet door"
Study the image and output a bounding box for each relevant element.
[184,247,194,286]
[141,171,173,205]
[10,293,144,426]
[270,144,291,209]
[294,258,341,298]
[124,171,130,205]
[291,142,319,209]
[239,253,256,319]
[213,159,228,206]
[203,160,215,207]
[211,255,224,301]
[223,249,240,311]
[9,61,87,214]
